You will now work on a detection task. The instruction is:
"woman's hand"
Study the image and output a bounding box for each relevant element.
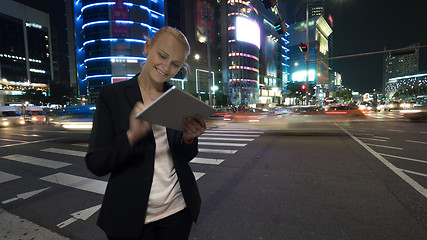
[182,114,206,142]
[127,102,151,147]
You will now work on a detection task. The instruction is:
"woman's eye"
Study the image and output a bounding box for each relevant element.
[159,54,166,59]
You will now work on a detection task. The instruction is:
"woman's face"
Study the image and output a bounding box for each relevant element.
[143,33,188,85]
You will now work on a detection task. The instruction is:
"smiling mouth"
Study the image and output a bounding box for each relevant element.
[155,67,166,76]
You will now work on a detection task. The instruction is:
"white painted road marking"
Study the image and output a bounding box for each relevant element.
[2,154,71,169]
[2,187,50,204]
[199,142,246,147]
[0,138,63,148]
[57,204,101,228]
[193,172,205,181]
[365,143,403,150]
[202,133,260,137]
[205,130,264,134]
[379,153,427,164]
[199,137,254,141]
[72,143,89,147]
[199,148,238,154]
[191,157,224,165]
[406,140,427,145]
[337,124,427,198]
[40,173,107,195]
[358,137,387,142]
[0,171,21,184]
[41,148,86,157]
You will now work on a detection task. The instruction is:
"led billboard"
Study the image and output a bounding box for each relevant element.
[235,16,260,49]
[291,70,315,82]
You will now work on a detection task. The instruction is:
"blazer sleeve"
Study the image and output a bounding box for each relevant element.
[85,87,134,177]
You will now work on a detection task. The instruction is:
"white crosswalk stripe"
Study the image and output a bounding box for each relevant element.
[2,154,72,169]
[199,142,247,147]
[40,172,107,195]
[199,148,238,154]
[0,171,21,184]
[41,148,86,157]
[191,157,224,165]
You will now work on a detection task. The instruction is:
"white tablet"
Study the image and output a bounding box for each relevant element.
[135,86,215,131]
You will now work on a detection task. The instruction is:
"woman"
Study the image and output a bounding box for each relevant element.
[85,27,206,240]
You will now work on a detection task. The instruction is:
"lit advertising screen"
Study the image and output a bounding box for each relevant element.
[264,37,277,77]
[235,17,260,49]
[291,70,315,82]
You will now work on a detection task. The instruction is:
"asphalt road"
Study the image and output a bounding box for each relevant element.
[0,112,426,240]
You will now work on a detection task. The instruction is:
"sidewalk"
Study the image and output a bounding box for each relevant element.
[0,207,70,240]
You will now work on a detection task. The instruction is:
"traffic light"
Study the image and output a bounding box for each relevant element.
[299,42,307,53]
[261,0,277,9]
[301,84,306,91]
[274,19,288,35]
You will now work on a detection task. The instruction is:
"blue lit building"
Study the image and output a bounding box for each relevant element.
[74,0,165,103]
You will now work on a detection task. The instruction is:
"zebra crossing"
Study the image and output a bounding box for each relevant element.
[0,125,264,228]
[364,111,404,120]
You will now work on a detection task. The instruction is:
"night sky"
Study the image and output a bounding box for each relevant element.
[13,0,427,94]
[286,0,427,94]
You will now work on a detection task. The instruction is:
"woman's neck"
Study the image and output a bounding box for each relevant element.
[138,71,163,93]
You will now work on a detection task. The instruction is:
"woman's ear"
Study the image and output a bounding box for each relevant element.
[143,39,151,56]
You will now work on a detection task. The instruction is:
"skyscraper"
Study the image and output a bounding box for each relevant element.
[74,0,165,103]
[0,0,52,106]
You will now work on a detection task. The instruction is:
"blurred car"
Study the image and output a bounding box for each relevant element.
[0,107,25,127]
[358,101,374,111]
[400,104,427,121]
[24,106,46,123]
[223,108,274,122]
[385,100,401,111]
[45,105,95,130]
[324,105,366,117]
[292,105,325,115]
[210,107,233,118]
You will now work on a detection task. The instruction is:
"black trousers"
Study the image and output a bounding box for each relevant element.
[108,208,193,240]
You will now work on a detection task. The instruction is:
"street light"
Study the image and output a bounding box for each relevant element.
[201,1,213,106]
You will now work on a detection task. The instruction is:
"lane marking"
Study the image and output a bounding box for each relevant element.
[387,129,404,132]
[199,137,254,141]
[337,124,427,198]
[199,148,238,154]
[2,154,71,169]
[191,157,224,165]
[401,169,427,178]
[57,204,101,229]
[358,137,387,142]
[193,172,206,181]
[2,187,51,204]
[41,148,86,157]
[40,173,107,195]
[199,142,246,147]
[205,130,264,134]
[0,171,21,184]
[379,153,427,164]
[406,140,427,145]
[0,138,27,143]
[365,143,403,150]
[72,143,89,147]
[0,137,63,148]
[202,133,260,137]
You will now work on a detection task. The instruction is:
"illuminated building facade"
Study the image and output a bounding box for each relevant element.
[288,15,332,101]
[223,0,260,106]
[385,73,426,99]
[0,0,52,106]
[75,0,165,103]
[383,44,419,93]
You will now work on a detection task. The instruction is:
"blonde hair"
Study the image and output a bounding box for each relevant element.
[150,27,191,73]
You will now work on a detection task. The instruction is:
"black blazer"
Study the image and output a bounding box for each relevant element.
[85,74,201,238]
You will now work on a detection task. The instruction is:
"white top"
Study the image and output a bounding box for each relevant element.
[145,125,186,224]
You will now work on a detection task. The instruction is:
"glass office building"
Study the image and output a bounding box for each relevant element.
[75,0,165,103]
[0,0,52,106]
